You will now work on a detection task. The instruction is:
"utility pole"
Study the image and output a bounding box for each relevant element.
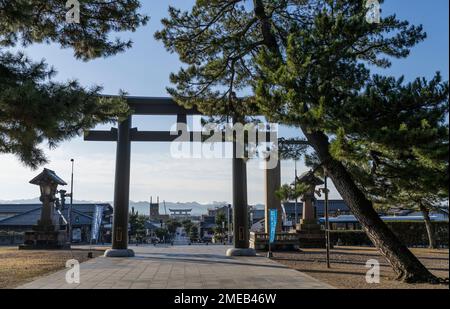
[324,173,331,269]
[68,159,74,244]
[227,204,231,244]
[294,160,298,230]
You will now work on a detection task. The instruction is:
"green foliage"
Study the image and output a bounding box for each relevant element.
[276,182,309,201]
[214,212,227,241]
[252,1,449,212]
[328,74,449,213]
[156,0,447,280]
[0,0,149,61]
[215,212,226,227]
[155,228,169,241]
[155,0,261,118]
[181,219,194,235]
[278,138,309,160]
[165,219,181,236]
[129,211,147,240]
[157,0,448,214]
[0,52,130,168]
[189,225,199,242]
[0,0,148,168]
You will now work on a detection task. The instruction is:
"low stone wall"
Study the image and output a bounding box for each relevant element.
[250,232,300,250]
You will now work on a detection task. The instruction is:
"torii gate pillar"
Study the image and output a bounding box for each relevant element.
[264,158,283,234]
[104,116,135,257]
[226,143,256,257]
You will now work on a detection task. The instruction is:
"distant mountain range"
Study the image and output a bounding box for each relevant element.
[129,200,234,216]
[0,198,264,216]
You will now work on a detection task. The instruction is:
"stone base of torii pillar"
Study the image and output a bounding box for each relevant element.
[226,248,256,257]
[104,249,135,258]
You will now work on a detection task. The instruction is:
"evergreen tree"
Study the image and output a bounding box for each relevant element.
[276,182,310,202]
[214,212,227,242]
[129,208,147,242]
[155,228,169,242]
[182,219,194,235]
[260,0,446,282]
[155,0,448,282]
[165,219,182,239]
[189,225,199,243]
[0,0,148,167]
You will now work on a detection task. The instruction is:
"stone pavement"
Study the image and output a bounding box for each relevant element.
[18,245,334,289]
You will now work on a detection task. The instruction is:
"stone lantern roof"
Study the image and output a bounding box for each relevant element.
[296,170,324,186]
[29,168,67,186]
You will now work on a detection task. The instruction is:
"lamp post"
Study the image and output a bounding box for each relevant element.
[294,160,298,229]
[222,221,226,245]
[324,173,331,269]
[227,204,232,244]
[317,173,331,268]
[68,159,74,244]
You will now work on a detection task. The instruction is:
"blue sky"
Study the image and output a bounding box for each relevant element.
[0,0,448,204]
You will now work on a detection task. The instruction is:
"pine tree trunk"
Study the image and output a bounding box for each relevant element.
[303,129,438,283]
[419,204,437,249]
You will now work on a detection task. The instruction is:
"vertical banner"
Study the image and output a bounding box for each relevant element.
[269,209,278,244]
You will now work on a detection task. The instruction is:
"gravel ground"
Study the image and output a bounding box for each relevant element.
[272,246,449,289]
[0,247,103,289]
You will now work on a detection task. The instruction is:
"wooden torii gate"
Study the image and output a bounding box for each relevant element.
[85,97,282,257]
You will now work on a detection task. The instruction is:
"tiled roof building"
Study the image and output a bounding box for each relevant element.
[0,203,113,244]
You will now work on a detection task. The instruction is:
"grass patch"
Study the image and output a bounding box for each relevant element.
[0,247,104,289]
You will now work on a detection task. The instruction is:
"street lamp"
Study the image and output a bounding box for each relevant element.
[317,173,331,269]
[324,174,331,269]
[227,204,232,244]
[222,221,226,245]
[68,159,74,244]
[294,160,298,229]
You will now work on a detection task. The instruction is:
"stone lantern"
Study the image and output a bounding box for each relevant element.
[296,170,325,248]
[298,171,324,225]
[20,169,69,250]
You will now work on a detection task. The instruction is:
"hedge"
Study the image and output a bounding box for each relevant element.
[329,221,449,248]
[0,231,24,245]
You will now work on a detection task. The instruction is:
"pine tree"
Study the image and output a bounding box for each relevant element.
[294,73,448,248]
[155,0,448,283]
[189,225,199,243]
[0,0,148,168]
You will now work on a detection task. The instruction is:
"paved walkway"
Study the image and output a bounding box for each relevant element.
[18,245,334,289]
